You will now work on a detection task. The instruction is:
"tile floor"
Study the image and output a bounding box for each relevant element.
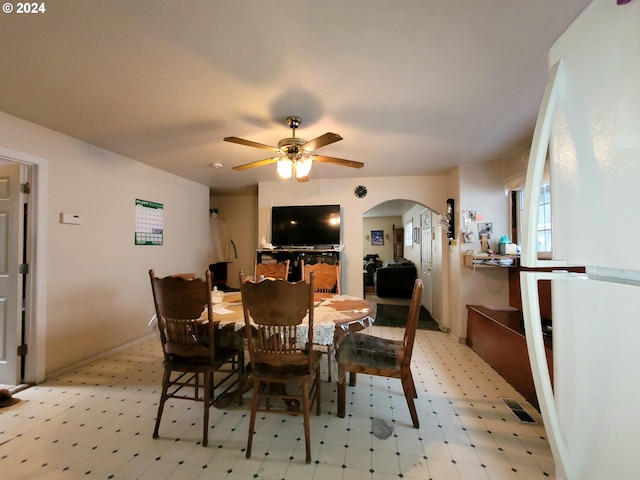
[0,327,555,480]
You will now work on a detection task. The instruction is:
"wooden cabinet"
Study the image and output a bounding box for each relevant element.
[466,305,552,410]
[392,225,403,260]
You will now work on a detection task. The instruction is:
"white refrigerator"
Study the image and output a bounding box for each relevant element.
[521,0,640,479]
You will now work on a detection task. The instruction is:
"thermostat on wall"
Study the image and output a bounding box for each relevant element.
[60,213,83,225]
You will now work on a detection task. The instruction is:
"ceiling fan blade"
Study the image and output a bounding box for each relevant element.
[232,157,280,171]
[224,136,281,153]
[302,132,342,152]
[314,155,364,169]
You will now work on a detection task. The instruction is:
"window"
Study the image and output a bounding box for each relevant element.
[513,185,552,256]
[537,184,552,253]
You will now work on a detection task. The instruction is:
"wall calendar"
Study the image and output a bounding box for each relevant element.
[135,199,163,245]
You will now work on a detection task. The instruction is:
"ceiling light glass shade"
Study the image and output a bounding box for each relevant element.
[295,157,313,178]
[277,158,293,178]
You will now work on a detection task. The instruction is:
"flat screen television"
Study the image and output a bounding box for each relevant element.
[271,204,341,247]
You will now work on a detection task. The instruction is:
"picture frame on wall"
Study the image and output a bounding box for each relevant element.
[413,226,420,244]
[371,229,384,246]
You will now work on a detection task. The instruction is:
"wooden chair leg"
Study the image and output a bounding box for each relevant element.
[315,375,321,416]
[203,372,211,447]
[337,376,346,418]
[302,382,312,464]
[153,369,171,439]
[246,378,260,459]
[401,376,420,428]
[349,371,357,386]
[326,345,332,382]
[236,351,245,406]
[408,370,418,398]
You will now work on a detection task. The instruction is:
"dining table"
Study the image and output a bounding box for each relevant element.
[208,290,377,407]
[210,290,376,345]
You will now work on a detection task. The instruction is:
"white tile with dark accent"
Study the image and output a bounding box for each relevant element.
[0,327,554,479]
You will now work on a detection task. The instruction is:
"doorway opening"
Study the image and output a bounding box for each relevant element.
[0,148,47,390]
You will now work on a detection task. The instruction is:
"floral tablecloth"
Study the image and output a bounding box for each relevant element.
[212,293,376,346]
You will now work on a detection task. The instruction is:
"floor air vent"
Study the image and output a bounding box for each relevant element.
[499,397,537,424]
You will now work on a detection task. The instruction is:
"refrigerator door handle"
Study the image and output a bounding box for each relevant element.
[521,270,583,480]
[522,58,568,269]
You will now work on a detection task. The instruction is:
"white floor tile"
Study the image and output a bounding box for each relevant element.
[0,330,557,479]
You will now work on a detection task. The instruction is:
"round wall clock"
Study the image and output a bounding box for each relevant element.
[354,185,367,198]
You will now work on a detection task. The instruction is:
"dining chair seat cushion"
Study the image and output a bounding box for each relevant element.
[336,333,404,371]
[165,345,244,364]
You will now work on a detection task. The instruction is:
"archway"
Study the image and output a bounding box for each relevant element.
[362,200,443,327]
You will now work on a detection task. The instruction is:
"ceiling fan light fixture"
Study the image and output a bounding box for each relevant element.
[276,157,313,180]
[226,115,364,177]
[277,158,293,178]
[295,157,313,178]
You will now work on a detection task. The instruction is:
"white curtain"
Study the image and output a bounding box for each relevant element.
[209,213,235,264]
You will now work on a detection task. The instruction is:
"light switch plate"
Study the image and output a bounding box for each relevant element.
[60,213,83,225]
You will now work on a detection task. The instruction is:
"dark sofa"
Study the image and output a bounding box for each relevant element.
[363,254,383,286]
[374,260,417,299]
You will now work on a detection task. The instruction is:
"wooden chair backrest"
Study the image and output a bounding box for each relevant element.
[239,271,315,370]
[402,279,424,369]
[254,259,290,281]
[149,269,214,361]
[167,273,197,280]
[301,260,340,294]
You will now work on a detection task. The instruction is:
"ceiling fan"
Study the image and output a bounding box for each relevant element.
[224,116,364,182]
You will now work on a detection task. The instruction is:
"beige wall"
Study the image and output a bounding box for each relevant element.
[0,111,210,377]
[212,168,513,343]
[209,195,257,288]
[454,161,512,342]
[362,216,401,261]
[210,166,513,345]
[257,176,449,308]
[0,109,516,379]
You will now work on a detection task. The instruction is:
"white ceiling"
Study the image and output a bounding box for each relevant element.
[0,0,591,196]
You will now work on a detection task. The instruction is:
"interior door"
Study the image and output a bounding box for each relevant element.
[420,210,433,313]
[0,164,22,385]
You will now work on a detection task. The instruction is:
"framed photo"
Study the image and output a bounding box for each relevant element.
[370,229,384,246]
[413,227,420,244]
[478,222,493,239]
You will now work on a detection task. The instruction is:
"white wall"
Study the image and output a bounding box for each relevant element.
[401,204,425,268]
[0,111,210,376]
[257,175,449,308]
[430,209,444,324]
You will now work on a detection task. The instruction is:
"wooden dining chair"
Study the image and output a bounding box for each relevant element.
[167,272,197,280]
[149,269,245,447]
[254,259,290,281]
[239,271,321,464]
[301,260,340,380]
[301,260,340,294]
[336,278,423,428]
